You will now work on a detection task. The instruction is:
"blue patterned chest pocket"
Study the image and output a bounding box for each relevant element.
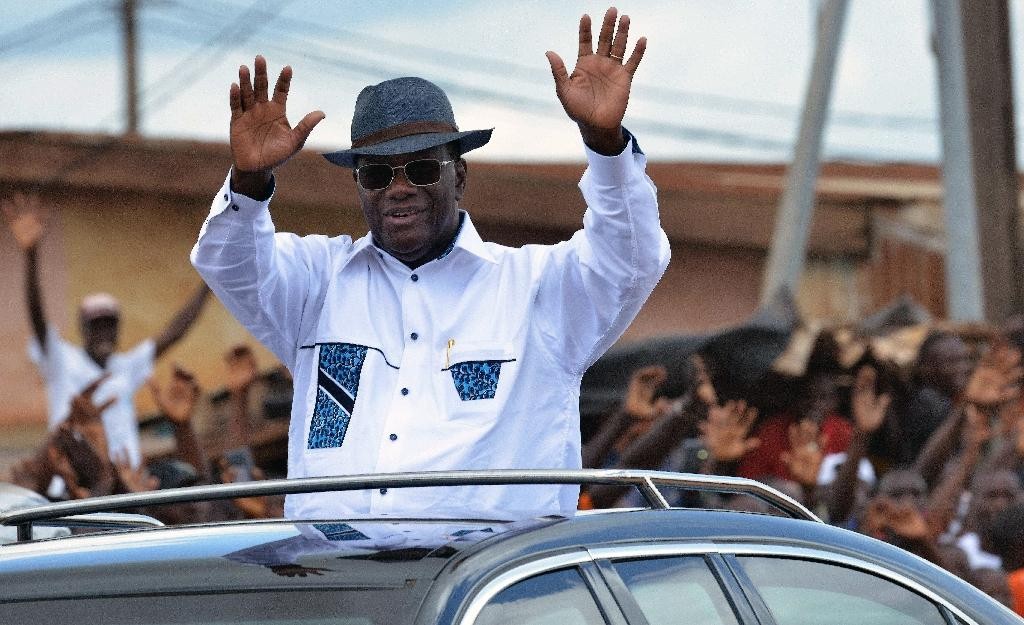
[308,343,368,449]
[447,360,507,401]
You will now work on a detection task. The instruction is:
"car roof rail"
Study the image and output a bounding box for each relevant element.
[0,469,820,542]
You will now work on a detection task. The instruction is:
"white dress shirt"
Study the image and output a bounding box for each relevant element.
[191,137,670,520]
[29,327,155,468]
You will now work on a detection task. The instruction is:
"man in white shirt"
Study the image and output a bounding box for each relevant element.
[192,7,670,519]
[3,194,210,470]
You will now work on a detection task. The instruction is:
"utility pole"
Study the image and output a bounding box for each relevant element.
[760,0,848,304]
[121,0,140,136]
[931,0,1021,322]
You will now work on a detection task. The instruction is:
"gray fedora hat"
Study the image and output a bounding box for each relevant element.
[322,77,492,168]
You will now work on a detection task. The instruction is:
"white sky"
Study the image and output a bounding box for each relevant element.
[1,0,1022,163]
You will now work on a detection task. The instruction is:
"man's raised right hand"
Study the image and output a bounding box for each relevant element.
[229,55,325,195]
[2,193,46,251]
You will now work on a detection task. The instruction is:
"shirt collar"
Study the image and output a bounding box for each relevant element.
[351,210,497,266]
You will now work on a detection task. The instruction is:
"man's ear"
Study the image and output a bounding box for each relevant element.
[453,158,467,201]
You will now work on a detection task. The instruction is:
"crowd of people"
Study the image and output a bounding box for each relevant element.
[6,342,284,523]
[0,5,1021,615]
[580,322,1024,616]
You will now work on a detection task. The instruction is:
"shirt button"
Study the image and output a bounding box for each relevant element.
[401,388,409,396]
[410,274,419,282]
[389,433,398,441]
[410,332,418,340]
[379,488,388,495]
[230,204,239,212]
[222,193,229,201]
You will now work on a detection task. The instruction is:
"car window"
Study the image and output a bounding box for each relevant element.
[612,556,740,625]
[474,567,607,625]
[736,556,947,625]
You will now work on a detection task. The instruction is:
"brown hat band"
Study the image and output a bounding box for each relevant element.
[351,121,459,149]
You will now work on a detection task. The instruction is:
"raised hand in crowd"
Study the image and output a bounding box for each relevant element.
[914,342,1020,487]
[862,469,944,565]
[148,366,207,483]
[963,341,1023,408]
[149,366,201,426]
[852,365,893,434]
[824,365,891,524]
[59,377,119,498]
[226,345,259,397]
[545,6,645,155]
[229,55,326,199]
[582,364,669,470]
[916,343,1021,488]
[1,193,46,251]
[780,419,825,489]
[698,399,760,466]
[2,193,49,346]
[112,453,158,494]
[925,404,994,535]
[224,344,260,452]
[863,497,932,543]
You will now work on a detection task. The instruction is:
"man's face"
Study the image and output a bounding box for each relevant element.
[971,470,1022,529]
[877,470,927,509]
[354,145,466,268]
[80,315,119,367]
[922,335,974,395]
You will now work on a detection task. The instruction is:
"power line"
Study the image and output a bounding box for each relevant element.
[0,2,109,55]
[144,14,798,153]
[174,0,939,132]
[147,8,940,158]
[135,0,293,117]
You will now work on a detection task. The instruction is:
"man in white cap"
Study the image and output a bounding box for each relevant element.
[3,193,211,472]
[192,7,669,519]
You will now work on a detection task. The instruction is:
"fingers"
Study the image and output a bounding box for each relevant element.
[854,365,877,392]
[741,405,758,429]
[97,396,117,414]
[609,13,630,59]
[623,36,647,75]
[272,65,292,106]
[577,13,593,58]
[81,373,111,399]
[595,7,617,57]
[878,392,893,412]
[229,83,242,121]
[545,51,569,91]
[253,55,269,103]
[238,63,255,111]
[292,110,326,149]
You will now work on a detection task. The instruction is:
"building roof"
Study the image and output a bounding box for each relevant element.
[0,130,945,256]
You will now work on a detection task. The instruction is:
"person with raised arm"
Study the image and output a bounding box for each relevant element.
[3,193,211,471]
[192,7,670,519]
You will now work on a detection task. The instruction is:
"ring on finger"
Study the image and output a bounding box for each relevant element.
[609,54,623,61]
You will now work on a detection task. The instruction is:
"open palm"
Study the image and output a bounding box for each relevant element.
[2,193,46,250]
[546,8,646,138]
[229,56,325,173]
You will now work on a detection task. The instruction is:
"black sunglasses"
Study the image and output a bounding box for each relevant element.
[355,159,455,191]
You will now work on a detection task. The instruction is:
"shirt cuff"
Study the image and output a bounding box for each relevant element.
[582,128,644,185]
[196,170,276,245]
[222,167,276,212]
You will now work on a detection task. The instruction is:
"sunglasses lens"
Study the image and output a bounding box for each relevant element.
[404,159,442,185]
[357,164,393,190]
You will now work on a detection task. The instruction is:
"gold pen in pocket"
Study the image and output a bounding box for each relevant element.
[446,338,456,369]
